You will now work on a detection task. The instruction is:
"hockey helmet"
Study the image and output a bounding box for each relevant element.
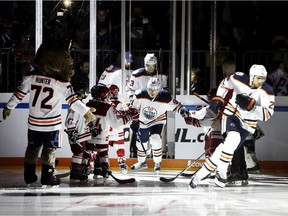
[144,53,157,74]
[90,84,110,100]
[146,77,162,99]
[108,84,119,97]
[249,64,267,87]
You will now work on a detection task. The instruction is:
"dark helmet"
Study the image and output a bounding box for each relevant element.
[108,84,119,97]
[90,84,110,100]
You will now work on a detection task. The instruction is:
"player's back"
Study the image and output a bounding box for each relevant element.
[25,74,74,131]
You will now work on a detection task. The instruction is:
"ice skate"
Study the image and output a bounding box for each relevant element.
[247,164,260,174]
[131,161,148,171]
[40,164,61,186]
[70,167,88,182]
[214,171,227,188]
[118,157,128,175]
[154,162,161,174]
[227,172,249,186]
[24,163,38,185]
[189,175,200,189]
[93,167,103,179]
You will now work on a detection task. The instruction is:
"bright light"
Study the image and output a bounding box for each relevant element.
[63,0,72,8]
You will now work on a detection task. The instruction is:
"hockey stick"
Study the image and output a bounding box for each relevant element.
[54,159,71,178]
[193,92,210,105]
[159,150,206,183]
[93,159,136,184]
[64,129,135,184]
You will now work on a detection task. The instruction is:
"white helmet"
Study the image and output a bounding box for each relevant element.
[249,64,267,84]
[144,53,157,73]
[146,77,162,99]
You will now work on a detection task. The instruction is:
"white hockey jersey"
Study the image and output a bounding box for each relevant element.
[86,99,129,144]
[131,89,183,128]
[65,108,91,143]
[98,65,133,101]
[125,68,168,97]
[5,74,89,132]
[217,72,275,133]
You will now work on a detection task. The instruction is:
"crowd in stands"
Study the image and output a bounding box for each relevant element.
[1,1,288,94]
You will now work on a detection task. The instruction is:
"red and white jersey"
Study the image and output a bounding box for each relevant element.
[5,74,89,131]
[217,72,275,133]
[126,68,168,97]
[86,99,128,144]
[98,65,133,101]
[108,98,126,141]
[65,108,91,143]
[131,89,182,128]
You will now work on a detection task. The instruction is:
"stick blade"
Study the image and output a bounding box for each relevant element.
[108,172,136,184]
[159,176,175,183]
[114,177,136,184]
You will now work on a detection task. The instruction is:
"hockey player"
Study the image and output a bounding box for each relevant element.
[189,64,275,188]
[126,53,167,99]
[107,84,129,174]
[98,51,134,102]
[130,77,189,173]
[86,85,137,179]
[65,83,92,181]
[2,41,96,186]
[97,52,134,169]
[185,57,236,158]
[125,53,167,158]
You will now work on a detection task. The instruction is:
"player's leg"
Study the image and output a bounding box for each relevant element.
[150,124,165,173]
[131,128,149,171]
[24,129,42,185]
[69,141,88,181]
[40,130,61,186]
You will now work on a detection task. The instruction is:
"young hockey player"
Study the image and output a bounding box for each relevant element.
[189,64,275,188]
[107,84,129,174]
[65,84,93,181]
[2,41,95,186]
[86,85,137,179]
[130,77,189,173]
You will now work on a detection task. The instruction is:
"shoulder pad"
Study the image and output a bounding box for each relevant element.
[136,89,149,99]
[261,83,274,95]
[105,64,121,72]
[132,68,146,77]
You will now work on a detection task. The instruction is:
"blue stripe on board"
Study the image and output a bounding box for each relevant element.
[0,103,69,109]
[0,103,288,112]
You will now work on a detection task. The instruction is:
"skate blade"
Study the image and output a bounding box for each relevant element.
[41,185,59,189]
[227,180,248,186]
[214,178,226,188]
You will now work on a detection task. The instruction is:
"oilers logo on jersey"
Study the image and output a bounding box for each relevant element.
[143,106,157,120]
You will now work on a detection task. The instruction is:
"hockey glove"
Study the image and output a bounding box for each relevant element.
[65,129,78,143]
[209,96,224,115]
[235,94,255,111]
[84,108,96,123]
[179,106,190,118]
[184,117,201,127]
[2,107,11,120]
